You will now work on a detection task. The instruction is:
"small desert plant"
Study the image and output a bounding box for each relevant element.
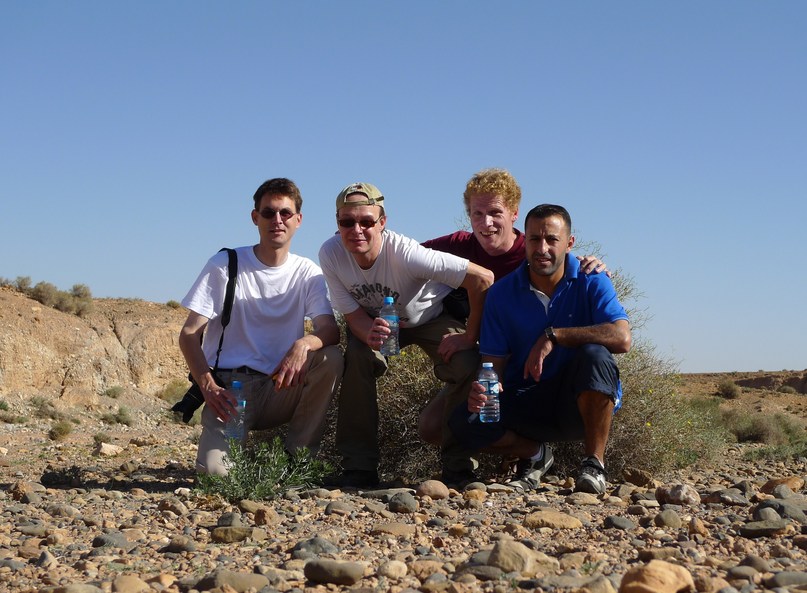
[197,437,331,502]
[777,385,798,394]
[103,386,124,399]
[0,410,27,424]
[93,432,112,445]
[722,409,804,446]
[48,420,73,441]
[0,400,8,411]
[41,464,84,486]
[101,406,133,426]
[31,395,68,421]
[717,379,741,399]
[166,300,182,309]
[156,378,190,404]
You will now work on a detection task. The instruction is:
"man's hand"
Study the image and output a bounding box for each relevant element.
[577,255,611,278]
[272,340,312,389]
[438,332,476,362]
[201,376,237,422]
[365,316,392,351]
[467,380,487,414]
[523,335,553,382]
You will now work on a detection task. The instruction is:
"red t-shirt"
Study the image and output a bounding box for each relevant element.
[422,230,525,281]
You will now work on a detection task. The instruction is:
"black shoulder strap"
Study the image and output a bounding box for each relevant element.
[213,247,237,371]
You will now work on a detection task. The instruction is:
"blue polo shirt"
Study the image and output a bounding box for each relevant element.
[480,254,629,391]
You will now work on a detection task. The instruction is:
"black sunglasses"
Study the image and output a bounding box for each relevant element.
[337,215,383,229]
[258,207,297,221]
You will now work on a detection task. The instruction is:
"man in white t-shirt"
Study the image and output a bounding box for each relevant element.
[179,178,343,476]
[319,182,494,488]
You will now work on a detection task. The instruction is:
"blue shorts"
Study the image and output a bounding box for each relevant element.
[449,344,621,450]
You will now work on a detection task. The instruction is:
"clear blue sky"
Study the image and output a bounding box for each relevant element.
[2,2,805,374]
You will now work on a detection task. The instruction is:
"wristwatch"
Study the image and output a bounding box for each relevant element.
[544,326,558,345]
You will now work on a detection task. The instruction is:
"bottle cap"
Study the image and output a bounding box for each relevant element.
[231,380,242,389]
[383,296,394,305]
[482,362,493,368]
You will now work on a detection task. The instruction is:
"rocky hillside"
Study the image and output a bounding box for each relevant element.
[0,287,188,415]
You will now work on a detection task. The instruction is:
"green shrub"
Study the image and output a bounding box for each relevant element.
[0,410,27,424]
[31,281,59,308]
[31,396,67,421]
[48,420,73,441]
[101,406,133,426]
[717,379,741,399]
[0,400,8,411]
[777,385,798,394]
[93,432,112,445]
[156,378,190,404]
[166,300,182,309]
[15,276,32,292]
[197,437,331,502]
[104,386,124,399]
[722,409,804,446]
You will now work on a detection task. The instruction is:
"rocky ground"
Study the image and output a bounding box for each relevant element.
[1,414,806,593]
[1,290,806,592]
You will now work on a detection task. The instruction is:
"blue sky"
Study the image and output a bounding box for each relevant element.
[2,2,805,374]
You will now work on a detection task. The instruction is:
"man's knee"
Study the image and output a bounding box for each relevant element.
[310,345,344,379]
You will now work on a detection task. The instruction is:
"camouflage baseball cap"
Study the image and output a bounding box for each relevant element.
[335,182,384,210]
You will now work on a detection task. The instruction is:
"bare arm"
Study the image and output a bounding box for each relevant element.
[438,262,494,361]
[178,310,235,420]
[272,314,340,389]
[524,319,632,382]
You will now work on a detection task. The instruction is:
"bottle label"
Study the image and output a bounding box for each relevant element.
[479,380,499,395]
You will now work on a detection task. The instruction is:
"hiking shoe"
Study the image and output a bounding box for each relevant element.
[441,468,478,490]
[324,469,379,490]
[508,444,554,492]
[575,456,607,494]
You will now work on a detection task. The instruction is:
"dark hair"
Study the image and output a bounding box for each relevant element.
[524,203,572,233]
[252,178,303,212]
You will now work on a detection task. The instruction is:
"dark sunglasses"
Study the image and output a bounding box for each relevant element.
[258,207,297,221]
[337,215,383,229]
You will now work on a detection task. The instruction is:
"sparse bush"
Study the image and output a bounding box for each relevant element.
[0,400,8,411]
[31,395,67,421]
[104,386,124,399]
[722,409,804,446]
[48,420,73,441]
[778,385,798,394]
[0,410,27,424]
[101,406,133,426]
[41,464,84,486]
[15,276,32,292]
[717,379,741,399]
[31,281,59,307]
[197,437,330,502]
[166,300,182,309]
[156,378,190,404]
[93,432,112,445]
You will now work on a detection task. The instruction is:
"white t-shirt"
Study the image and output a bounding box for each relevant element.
[182,246,334,375]
[318,229,468,327]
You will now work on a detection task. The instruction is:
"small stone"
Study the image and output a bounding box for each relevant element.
[304,559,366,585]
[654,509,682,529]
[94,442,124,456]
[388,491,418,513]
[604,515,636,531]
[416,480,450,500]
[523,509,583,529]
[378,560,407,579]
[623,467,653,487]
[738,519,791,538]
[619,559,695,593]
[760,476,805,494]
[111,575,150,593]
[655,484,700,506]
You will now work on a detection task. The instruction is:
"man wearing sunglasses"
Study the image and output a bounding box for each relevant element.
[179,178,343,476]
[319,182,495,488]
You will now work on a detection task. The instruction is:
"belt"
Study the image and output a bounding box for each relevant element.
[217,366,266,376]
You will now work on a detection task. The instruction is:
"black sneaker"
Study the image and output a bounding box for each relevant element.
[324,469,380,490]
[508,444,554,492]
[575,456,607,494]
[441,468,477,490]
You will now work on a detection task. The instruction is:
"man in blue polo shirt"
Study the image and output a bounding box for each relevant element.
[449,203,631,494]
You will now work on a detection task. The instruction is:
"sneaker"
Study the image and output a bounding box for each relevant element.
[508,445,554,492]
[575,456,607,494]
[324,469,379,490]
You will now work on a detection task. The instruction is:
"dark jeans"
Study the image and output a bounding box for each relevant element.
[449,344,620,451]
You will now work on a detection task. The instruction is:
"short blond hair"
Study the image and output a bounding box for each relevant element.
[463,168,522,214]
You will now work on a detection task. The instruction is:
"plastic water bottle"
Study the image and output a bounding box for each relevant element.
[223,381,247,440]
[379,296,400,356]
[478,362,500,423]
